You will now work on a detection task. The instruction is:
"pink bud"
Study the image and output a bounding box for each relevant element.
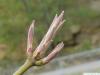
[42,42,64,64]
[27,20,35,55]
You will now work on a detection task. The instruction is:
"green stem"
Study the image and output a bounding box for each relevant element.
[13,59,33,75]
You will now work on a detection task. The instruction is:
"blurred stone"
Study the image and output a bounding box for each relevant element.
[92,33,100,48]
[0,44,7,60]
[90,0,100,12]
[70,25,80,34]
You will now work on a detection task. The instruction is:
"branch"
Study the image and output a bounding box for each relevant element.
[13,59,33,75]
[13,11,65,75]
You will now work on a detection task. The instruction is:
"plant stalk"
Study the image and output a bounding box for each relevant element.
[13,59,33,75]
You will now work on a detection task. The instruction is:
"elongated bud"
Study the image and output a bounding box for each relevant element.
[27,20,35,55]
[33,11,65,58]
[42,42,64,64]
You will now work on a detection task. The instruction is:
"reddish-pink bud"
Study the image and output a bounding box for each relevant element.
[27,20,35,55]
[42,42,64,64]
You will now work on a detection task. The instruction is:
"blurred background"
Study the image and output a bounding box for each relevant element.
[0,0,100,75]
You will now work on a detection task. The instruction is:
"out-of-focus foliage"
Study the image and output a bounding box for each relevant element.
[0,0,100,61]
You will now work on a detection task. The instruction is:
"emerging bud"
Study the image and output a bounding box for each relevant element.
[42,42,64,64]
[27,20,35,55]
[33,11,65,58]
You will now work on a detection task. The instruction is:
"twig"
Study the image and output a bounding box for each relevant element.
[13,11,65,75]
